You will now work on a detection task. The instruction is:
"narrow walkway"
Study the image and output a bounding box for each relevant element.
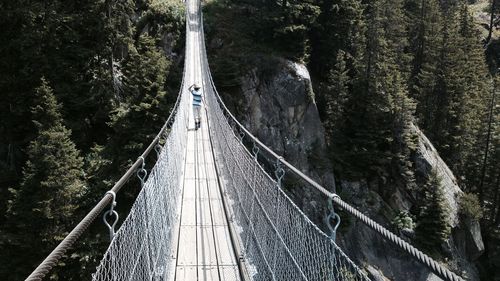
[174,105,241,281]
[172,0,241,279]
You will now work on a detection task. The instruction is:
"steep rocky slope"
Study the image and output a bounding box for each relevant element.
[215,57,484,280]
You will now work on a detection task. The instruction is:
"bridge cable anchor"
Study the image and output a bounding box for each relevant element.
[274,157,285,188]
[326,194,341,241]
[238,129,245,142]
[154,144,162,159]
[252,142,260,160]
[137,156,148,188]
[103,191,119,242]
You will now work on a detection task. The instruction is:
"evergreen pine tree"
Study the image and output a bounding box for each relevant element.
[415,169,451,258]
[273,0,320,61]
[333,0,416,183]
[2,78,85,279]
[415,3,491,191]
[482,76,499,219]
[324,50,350,146]
[406,0,443,122]
[309,0,365,78]
[310,0,366,144]
[453,3,491,189]
[101,35,171,189]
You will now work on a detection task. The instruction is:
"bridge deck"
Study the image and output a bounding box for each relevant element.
[174,106,241,281]
[172,0,242,279]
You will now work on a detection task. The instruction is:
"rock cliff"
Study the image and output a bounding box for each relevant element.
[230,57,335,220]
[218,56,483,280]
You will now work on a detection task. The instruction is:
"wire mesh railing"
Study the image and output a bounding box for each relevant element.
[91,94,188,280]
[28,0,466,280]
[90,5,195,280]
[197,4,370,281]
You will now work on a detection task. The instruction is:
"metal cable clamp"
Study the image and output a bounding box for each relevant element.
[137,156,148,188]
[103,191,119,242]
[326,194,341,241]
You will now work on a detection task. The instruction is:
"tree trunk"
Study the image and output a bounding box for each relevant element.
[479,77,497,203]
[486,0,496,46]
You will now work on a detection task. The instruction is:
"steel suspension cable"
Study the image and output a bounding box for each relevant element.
[25,12,189,281]
[198,7,464,281]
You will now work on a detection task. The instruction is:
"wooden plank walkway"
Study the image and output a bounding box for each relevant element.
[173,103,241,281]
[171,0,242,278]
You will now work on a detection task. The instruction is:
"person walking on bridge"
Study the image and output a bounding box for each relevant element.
[189,84,202,130]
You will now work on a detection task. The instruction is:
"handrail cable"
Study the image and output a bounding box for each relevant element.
[24,10,189,281]
[199,10,464,281]
[26,1,466,280]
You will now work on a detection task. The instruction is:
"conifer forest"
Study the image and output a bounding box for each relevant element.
[0,0,499,280]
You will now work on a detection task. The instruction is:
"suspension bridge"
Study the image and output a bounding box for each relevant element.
[25,0,465,280]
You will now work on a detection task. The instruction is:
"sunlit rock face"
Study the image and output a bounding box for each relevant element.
[234,57,335,220]
[227,57,482,281]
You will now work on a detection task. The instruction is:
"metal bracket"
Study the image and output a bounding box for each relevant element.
[326,194,341,241]
[274,158,285,188]
[137,156,148,188]
[103,191,119,242]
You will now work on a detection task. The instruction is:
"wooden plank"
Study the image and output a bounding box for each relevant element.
[214,226,238,266]
[180,199,196,226]
[187,134,196,151]
[197,226,218,266]
[177,226,197,266]
[185,163,195,179]
[183,179,196,200]
[205,165,217,181]
[186,148,196,164]
[186,131,195,150]
[197,199,213,226]
[210,199,227,226]
[198,180,210,199]
[207,179,221,200]
[175,266,197,281]
[198,266,219,281]
[203,140,212,154]
[196,162,207,179]
[219,265,241,281]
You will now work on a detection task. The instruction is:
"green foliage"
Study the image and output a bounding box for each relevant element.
[338,267,357,281]
[330,0,417,185]
[271,0,321,61]
[415,169,451,258]
[0,0,183,279]
[411,2,491,191]
[108,35,170,162]
[206,0,320,62]
[92,34,173,200]
[391,211,416,232]
[309,0,365,78]
[31,78,64,130]
[136,0,186,41]
[458,192,483,220]
[2,79,86,279]
[324,50,350,146]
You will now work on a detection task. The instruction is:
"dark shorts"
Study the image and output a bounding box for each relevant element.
[193,106,201,120]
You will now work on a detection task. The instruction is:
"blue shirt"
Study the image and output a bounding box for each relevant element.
[191,89,202,107]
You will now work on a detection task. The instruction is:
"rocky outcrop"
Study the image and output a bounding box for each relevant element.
[413,124,484,278]
[234,57,335,218]
[412,124,462,226]
[230,57,483,280]
[335,125,484,281]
